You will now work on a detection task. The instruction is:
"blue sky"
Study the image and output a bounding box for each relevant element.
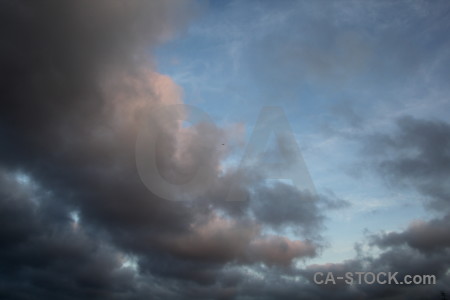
[3,1,450,299]
[154,0,450,264]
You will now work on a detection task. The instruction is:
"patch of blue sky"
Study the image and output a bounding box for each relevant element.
[153,0,450,264]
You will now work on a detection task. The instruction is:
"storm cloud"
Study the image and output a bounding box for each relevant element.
[1,1,450,300]
[0,1,330,299]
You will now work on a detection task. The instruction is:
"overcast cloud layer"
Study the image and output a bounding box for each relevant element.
[1,1,450,300]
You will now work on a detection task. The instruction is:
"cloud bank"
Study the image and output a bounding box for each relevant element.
[1,1,449,299]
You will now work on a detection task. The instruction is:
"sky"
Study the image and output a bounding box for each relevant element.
[1,1,450,299]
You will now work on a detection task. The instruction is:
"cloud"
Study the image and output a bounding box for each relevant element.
[250,182,324,236]
[362,116,450,211]
[0,169,142,299]
[0,1,330,299]
[370,214,450,254]
[160,214,316,266]
[2,1,448,299]
[344,115,450,299]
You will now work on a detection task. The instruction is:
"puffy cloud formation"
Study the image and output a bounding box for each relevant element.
[0,1,330,299]
[1,1,449,299]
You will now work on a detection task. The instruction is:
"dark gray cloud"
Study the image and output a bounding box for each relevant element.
[370,213,450,254]
[251,183,323,232]
[363,116,450,211]
[345,115,450,299]
[2,0,448,299]
[298,246,450,300]
[0,169,142,300]
[0,1,331,299]
[249,182,349,238]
